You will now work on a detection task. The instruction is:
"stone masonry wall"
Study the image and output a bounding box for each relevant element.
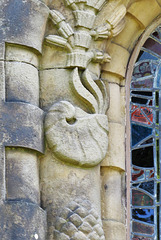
[1,0,161,239]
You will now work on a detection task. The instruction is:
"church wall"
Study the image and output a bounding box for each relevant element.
[1,0,161,239]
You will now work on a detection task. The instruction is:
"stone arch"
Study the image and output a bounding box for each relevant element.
[103,0,161,80]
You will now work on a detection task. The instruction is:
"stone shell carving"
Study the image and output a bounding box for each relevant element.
[45,100,108,167]
[45,68,109,167]
[54,199,105,240]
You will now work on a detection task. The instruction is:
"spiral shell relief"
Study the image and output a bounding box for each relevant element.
[45,101,108,167]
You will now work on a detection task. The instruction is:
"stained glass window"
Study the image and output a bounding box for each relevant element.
[130,26,161,240]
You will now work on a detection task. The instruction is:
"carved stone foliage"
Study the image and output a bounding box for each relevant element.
[54,199,105,240]
[45,1,126,69]
[45,0,126,167]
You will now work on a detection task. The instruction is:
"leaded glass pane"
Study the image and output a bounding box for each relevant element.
[132,236,153,240]
[130,26,161,239]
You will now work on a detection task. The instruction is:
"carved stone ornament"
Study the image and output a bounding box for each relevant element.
[45,68,109,167]
[45,0,126,167]
[54,199,105,240]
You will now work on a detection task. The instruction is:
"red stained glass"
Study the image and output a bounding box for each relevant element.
[131,106,153,125]
[131,105,138,110]
[132,167,154,182]
[148,100,152,106]
[132,167,144,181]
[132,190,153,206]
[133,221,154,235]
[146,170,154,179]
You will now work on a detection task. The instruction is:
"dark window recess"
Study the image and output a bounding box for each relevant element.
[140,138,153,145]
[131,97,148,104]
[132,146,153,168]
[133,183,140,187]
[131,92,152,104]
[131,91,152,96]
[152,31,160,39]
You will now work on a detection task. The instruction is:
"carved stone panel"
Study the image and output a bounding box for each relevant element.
[44,0,126,167]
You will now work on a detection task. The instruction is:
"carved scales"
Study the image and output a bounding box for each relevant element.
[54,199,105,240]
[45,0,126,167]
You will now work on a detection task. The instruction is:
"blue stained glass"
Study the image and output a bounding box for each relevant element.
[156,65,161,87]
[132,209,154,224]
[139,181,154,195]
[138,51,158,61]
[132,124,152,146]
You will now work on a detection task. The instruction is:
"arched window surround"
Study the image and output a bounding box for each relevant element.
[126,17,161,240]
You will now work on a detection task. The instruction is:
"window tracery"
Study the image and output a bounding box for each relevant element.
[130,26,161,240]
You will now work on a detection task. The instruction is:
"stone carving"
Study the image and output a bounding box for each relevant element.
[45,68,108,167]
[45,0,126,166]
[45,2,126,68]
[54,199,105,240]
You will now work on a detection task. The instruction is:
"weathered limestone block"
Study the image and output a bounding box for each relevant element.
[5,61,39,105]
[101,168,124,222]
[102,220,126,240]
[103,43,130,78]
[107,83,121,123]
[113,13,144,51]
[41,44,67,69]
[120,86,126,123]
[101,71,123,85]
[127,0,161,27]
[6,44,39,68]
[101,122,125,170]
[0,0,49,238]
[0,0,49,52]
[6,148,40,204]
[0,101,44,152]
[0,201,46,240]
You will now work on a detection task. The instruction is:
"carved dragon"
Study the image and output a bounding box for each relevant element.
[45,0,126,167]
